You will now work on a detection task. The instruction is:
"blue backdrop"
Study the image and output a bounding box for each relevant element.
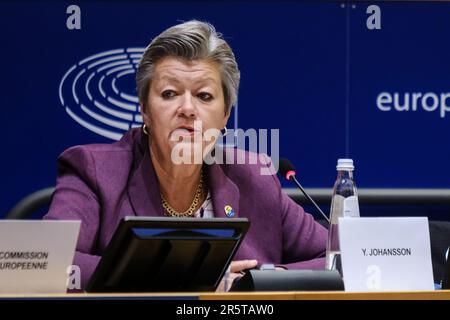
[1,1,450,218]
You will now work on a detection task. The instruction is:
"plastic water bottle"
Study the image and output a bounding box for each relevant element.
[325,159,360,272]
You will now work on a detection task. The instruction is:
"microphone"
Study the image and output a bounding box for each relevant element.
[278,158,329,223]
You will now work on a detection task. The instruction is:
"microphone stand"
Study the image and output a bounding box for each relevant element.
[290,175,330,224]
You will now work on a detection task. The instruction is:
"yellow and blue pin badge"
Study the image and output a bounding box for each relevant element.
[224,205,235,218]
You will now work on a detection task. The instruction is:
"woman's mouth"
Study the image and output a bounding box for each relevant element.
[175,127,194,135]
[172,126,200,138]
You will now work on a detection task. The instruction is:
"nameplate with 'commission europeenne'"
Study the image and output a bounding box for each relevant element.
[338,217,434,292]
[0,220,80,294]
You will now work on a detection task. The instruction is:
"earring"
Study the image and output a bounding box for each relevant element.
[143,124,149,135]
[221,126,228,136]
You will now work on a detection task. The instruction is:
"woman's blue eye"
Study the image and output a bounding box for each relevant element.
[162,90,176,99]
[198,92,213,102]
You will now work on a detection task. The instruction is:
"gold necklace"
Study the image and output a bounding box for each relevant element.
[161,171,204,217]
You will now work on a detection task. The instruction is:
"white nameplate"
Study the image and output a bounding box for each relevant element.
[0,220,80,294]
[339,217,434,292]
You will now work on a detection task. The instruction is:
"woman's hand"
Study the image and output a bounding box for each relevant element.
[215,259,258,292]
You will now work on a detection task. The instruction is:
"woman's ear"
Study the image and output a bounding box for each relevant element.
[140,103,150,125]
[222,108,231,128]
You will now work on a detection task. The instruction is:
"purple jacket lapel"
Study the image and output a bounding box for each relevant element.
[127,133,165,217]
[207,163,240,219]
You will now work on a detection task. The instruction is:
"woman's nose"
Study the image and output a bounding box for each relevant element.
[178,93,197,118]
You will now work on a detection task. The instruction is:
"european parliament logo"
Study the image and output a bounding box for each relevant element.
[58,48,145,140]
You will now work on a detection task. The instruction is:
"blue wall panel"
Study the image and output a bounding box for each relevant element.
[1,1,449,217]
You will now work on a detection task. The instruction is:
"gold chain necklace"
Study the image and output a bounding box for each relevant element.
[161,171,204,217]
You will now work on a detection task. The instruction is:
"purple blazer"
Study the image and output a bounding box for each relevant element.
[44,128,327,290]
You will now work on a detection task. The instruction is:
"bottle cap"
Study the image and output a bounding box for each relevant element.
[337,158,354,171]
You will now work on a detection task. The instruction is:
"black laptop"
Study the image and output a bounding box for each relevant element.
[443,247,450,289]
[86,216,249,292]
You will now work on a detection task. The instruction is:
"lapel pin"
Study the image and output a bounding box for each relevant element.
[224,205,235,218]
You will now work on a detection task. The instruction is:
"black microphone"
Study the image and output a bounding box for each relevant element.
[278,158,329,223]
